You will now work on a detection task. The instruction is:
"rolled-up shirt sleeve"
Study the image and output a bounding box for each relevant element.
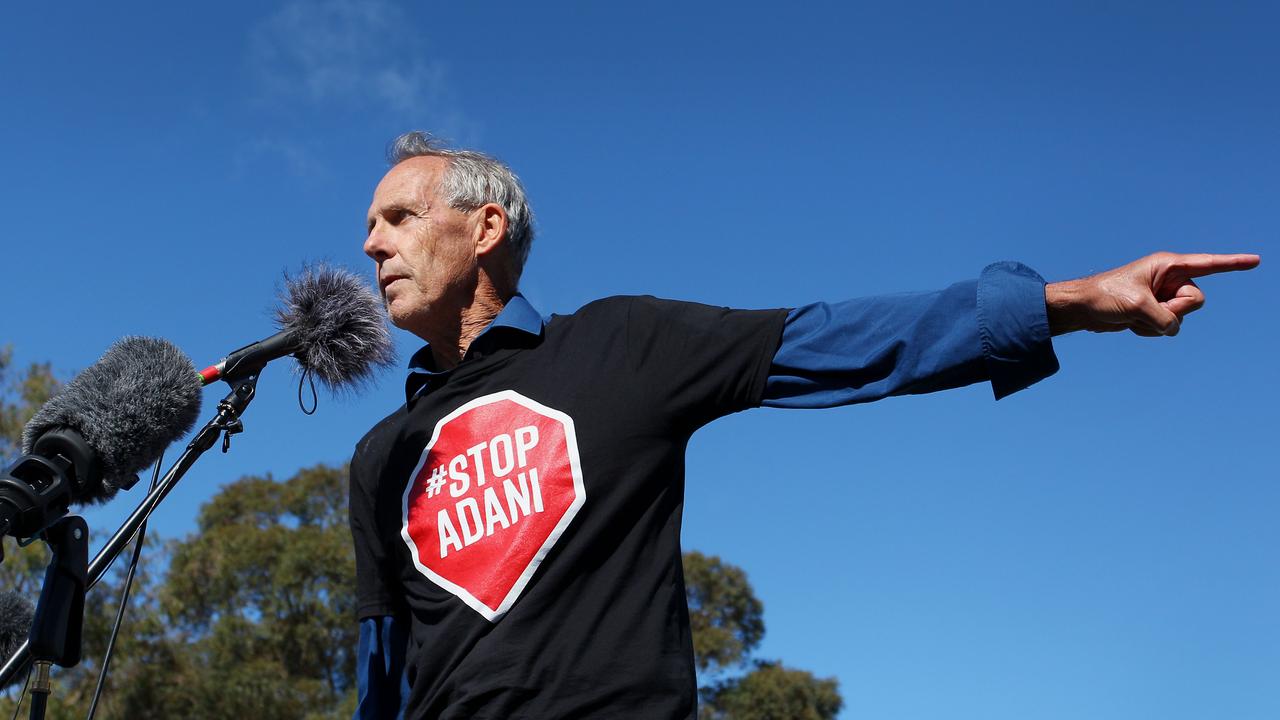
[763,261,1059,408]
[975,261,1059,399]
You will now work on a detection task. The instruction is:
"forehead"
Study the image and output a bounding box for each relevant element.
[370,155,449,210]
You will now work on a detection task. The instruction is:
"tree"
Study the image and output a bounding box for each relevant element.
[0,345,60,593]
[684,550,765,674]
[114,464,359,720]
[0,346,59,633]
[0,345,59,462]
[1,464,356,720]
[700,661,843,720]
[0,347,69,713]
[685,551,843,720]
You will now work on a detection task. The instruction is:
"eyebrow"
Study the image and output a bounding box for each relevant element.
[366,202,420,233]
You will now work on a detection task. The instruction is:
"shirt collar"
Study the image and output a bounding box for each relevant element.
[405,293,545,400]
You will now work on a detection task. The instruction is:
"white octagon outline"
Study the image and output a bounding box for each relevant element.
[400,389,586,622]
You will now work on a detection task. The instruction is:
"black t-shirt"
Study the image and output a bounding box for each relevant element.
[349,296,788,719]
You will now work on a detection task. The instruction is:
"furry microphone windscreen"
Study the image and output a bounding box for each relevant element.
[20,337,203,504]
[275,264,395,393]
[0,591,33,667]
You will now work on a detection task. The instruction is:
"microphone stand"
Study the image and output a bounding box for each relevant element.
[25,515,86,720]
[0,373,260,694]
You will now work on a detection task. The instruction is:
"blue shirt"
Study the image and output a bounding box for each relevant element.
[355,261,1058,719]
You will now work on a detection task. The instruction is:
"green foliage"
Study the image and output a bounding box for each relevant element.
[0,345,60,595]
[2,465,358,720]
[0,345,60,461]
[0,537,48,600]
[685,553,843,719]
[0,530,170,719]
[684,550,765,673]
[700,661,843,720]
[146,464,358,720]
[0,347,57,655]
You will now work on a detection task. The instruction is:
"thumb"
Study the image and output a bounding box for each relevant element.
[1159,279,1205,319]
[1163,296,1201,318]
[1143,299,1181,336]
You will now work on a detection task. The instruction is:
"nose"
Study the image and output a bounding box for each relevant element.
[364,220,392,263]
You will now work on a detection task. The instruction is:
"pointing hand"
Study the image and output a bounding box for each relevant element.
[1045,252,1260,337]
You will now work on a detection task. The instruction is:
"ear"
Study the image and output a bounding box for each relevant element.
[472,203,509,258]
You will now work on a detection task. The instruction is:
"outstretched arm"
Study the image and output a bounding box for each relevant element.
[763,253,1260,409]
[765,261,1059,407]
[1045,252,1260,337]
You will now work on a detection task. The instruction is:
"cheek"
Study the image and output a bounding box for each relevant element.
[431,238,478,283]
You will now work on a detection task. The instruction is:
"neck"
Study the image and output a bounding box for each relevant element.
[424,283,508,370]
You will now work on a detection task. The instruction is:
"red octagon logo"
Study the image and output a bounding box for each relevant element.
[401,390,585,621]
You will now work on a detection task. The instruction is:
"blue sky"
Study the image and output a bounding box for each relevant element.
[2,2,1277,718]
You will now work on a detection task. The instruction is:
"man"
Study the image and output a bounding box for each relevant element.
[350,131,1259,719]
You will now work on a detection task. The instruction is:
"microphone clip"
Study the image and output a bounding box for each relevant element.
[190,372,258,457]
[221,419,244,453]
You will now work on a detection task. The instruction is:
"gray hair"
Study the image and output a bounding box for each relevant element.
[387,132,534,287]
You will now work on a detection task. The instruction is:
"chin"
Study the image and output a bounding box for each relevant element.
[386,313,411,331]
[387,308,419,331]
[384,299,413,327]
[386,300,438,338]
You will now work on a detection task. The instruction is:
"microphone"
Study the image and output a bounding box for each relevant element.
[0,591,33,680]
[198,264,395,391]
[0,338,202,541]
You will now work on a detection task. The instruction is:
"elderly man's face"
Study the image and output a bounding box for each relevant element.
[364,156,478,336]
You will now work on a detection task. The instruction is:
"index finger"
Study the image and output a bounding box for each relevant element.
[1166,252,1261,277]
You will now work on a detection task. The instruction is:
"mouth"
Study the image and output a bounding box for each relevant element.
[378,274,407,293]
